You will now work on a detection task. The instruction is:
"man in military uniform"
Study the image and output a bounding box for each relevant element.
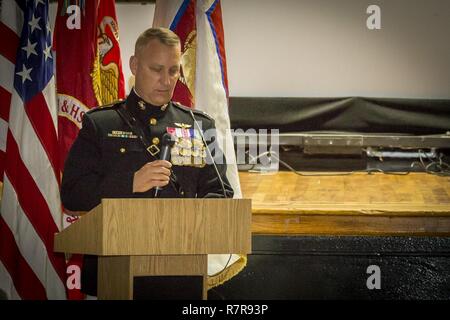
[61,27,233,296]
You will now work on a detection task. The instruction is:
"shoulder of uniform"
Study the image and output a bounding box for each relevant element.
[86,100,125,115]
[171,101,214,121]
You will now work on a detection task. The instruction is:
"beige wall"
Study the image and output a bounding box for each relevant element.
[222,0,450,98]
[116,3,155,93]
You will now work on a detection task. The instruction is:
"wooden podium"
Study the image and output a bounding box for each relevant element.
[54,198,252,300]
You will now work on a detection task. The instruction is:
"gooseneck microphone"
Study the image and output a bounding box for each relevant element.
[189,110,229,198]
[154,133,175,197]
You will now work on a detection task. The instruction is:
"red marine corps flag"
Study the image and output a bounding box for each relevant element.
[55,0,125,168]
[54,0,125,299]
[154,0,245,289]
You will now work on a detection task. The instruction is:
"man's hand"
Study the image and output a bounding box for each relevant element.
[132,160,172,193]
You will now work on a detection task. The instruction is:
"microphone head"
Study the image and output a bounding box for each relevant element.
[161,132,175,147]
[155,133,177,196]
[159,133,175,161]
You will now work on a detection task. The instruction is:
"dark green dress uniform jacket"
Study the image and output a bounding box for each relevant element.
[60,89,234,295]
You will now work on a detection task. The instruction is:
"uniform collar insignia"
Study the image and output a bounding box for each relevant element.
[138,100,146,110]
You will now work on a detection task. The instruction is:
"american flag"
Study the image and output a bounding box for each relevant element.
[0,0,67,299]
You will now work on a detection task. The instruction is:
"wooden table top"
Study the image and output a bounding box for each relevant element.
[239,171,450,216]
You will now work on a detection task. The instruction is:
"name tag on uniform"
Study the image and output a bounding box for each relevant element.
[166,127,206,167]
[107,130,138,139]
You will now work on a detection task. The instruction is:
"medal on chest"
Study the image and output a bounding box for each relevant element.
[166,126,206,167]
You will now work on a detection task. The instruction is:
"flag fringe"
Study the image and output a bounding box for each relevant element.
[207,254,247,289]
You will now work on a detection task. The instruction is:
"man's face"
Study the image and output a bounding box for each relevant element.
[130,39,181,106]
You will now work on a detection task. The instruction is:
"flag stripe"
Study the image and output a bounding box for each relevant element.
[1,175,66,299]
[0,216,47,300]
[0,55,15,97]
[0,86,12,122]
[0,151,5,169]
[0,22,20,64]
[9,91,61,229]
[25,86,59,180]
[0,260,21,300]
[0,117,7,151]
[4,132,66,284]
[42,77,59,136]
[206,0,228,96]
[169,0,191,30]
[0,0,24,37]
[0,66,13,181]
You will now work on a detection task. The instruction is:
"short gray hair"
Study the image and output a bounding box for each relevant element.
[134,27,180,55]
